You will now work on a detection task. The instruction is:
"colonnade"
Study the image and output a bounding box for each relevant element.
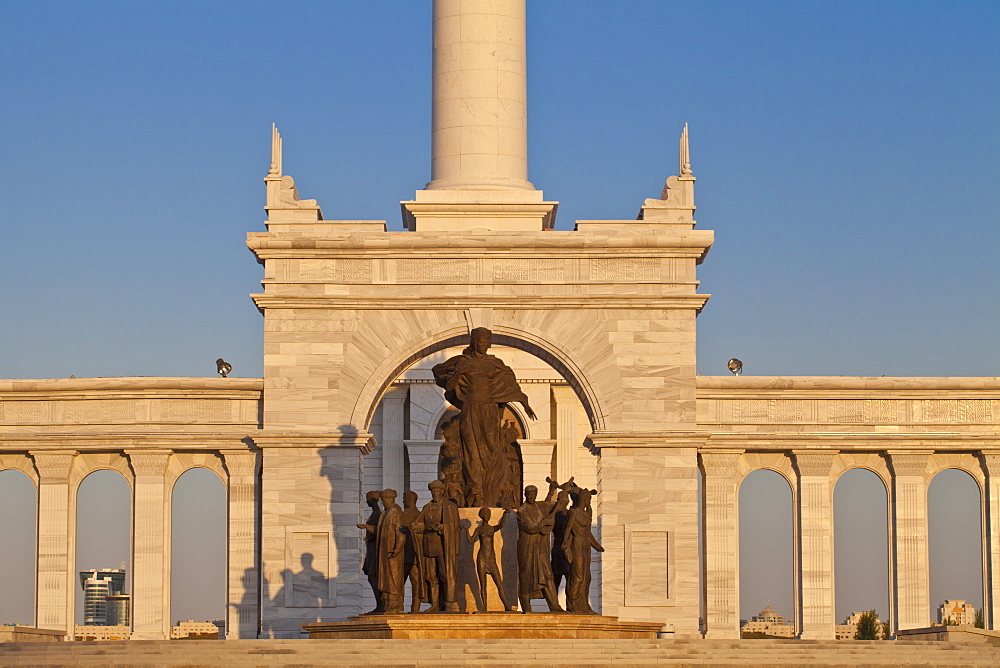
[701,448,1000,639]
[5,448,259,640]
[7,444,998,640]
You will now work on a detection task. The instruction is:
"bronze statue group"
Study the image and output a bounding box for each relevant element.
[358,476,604,615]
[358,328,604,615]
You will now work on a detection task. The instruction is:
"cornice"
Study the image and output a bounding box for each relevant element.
[702,432,1000,450]
[0,432,255,451]
[250,294,712,311]
[697,376,1000,394]
[0,377,263,400]
[250,430,376,453]
[586,430,709,449]
[246,229,714,254]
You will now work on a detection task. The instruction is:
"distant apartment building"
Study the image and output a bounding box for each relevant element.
[938,599,976,625]
[79,569,127,626]
[74,625,129,641]
[740,604,796,638]
[835,611,883,639]
[170,620,224,639]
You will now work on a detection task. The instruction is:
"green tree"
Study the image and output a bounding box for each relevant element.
[854,610,881,640]
[880,620,890,640]
[943,616,958,626]
[975,608,985,629]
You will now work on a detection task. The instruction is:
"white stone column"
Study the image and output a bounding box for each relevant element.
[551,385,578,485]
[428,0,531,191]
[888,451,931,631]
[700,450,742,639]
[126,450,171,640]
[982,452,1000,630]
[31,450,76,636]
[381,387,408,494]
[222,450,260,639]
[403,440,441,504]
[793,451,836,639]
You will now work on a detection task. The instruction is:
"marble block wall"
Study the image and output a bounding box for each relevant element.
[595,444,700,637]
[257,443,363,638]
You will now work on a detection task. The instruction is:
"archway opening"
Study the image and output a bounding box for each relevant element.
[367,343,597,504]
[363,341,600,614]
[833,468,889,629]
[739,469,794,637]
[928,468,983,626]
[170,467,226,635]
[0,470,36,625]
[356,330,605,436]
[75,470,131,630]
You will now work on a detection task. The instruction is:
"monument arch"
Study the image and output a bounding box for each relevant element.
[350,320,612,436]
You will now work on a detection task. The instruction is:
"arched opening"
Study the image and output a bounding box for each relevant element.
[367,343,597,499]
[0,470,36,625]
[362,340,600,613]
[928,468,984,625]
[354,329,606,435]
[833,468,889,628]
[75,470,131,630]
[739,469,794,637]
[170,468,226,635]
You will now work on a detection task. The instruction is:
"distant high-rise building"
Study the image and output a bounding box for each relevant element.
[79,569,126,626]
[105,594,131,626]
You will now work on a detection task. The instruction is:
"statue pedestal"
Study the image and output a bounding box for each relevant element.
[303,613,663,639]
[455,507,518,613]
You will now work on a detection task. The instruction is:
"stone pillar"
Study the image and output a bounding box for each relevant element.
[222,450,260,639]
[126,450,171,640]
[403,440,441,504]
[982,452,1000,630]
[888,451,931,631]
[428,0,531,191]
[700,450,742,639]
[254,432,370,637]
[31,450,76,636]
[381,387,408,494]
[551,385,579,485]
[590,433,702,637]
[793,451,836,639]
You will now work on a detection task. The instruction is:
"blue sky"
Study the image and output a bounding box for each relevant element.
[1,1,997,627]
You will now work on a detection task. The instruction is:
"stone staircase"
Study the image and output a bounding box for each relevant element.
[2,638,999,667]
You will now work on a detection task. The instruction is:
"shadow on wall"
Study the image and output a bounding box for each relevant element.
[231,567,260,637]
[257,553,338,638]
[273,553,330,607]
[254,425,365,638]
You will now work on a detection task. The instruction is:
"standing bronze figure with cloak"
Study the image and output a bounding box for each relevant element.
[432,327,536,507]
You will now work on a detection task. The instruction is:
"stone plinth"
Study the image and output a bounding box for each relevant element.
[897,625,1000,644]
[0,626,64,642]
[302,613,663,639]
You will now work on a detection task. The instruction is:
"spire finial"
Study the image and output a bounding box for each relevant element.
[679,123,693,177]
[269,123,282,176]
